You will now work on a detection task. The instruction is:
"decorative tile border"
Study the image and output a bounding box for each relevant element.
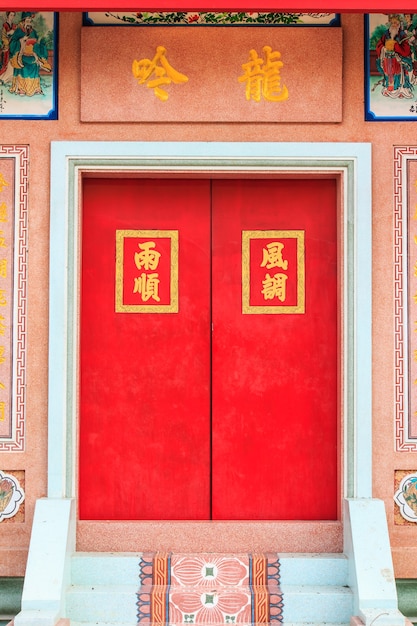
[84,12,339,26]
[394,147,417,450]
[0,145,28,452]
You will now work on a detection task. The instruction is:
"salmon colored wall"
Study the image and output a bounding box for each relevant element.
[0,12,416,579]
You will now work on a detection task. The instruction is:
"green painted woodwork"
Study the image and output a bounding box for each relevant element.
[0,577,23,625]
[397,579,417,625]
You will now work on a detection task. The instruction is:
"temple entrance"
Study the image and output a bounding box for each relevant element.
[79,176,338,521]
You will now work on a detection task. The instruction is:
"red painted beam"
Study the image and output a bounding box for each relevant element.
[0,1,413,12]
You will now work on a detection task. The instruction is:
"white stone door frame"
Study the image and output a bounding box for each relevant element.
[16,141,409,626]
[47,141,372,506]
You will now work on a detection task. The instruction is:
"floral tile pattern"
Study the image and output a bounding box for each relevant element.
[137,553,283,625]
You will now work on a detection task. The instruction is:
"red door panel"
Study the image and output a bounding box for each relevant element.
[211,179,338,520]
[79,177,338,521]
[79,178,212,520]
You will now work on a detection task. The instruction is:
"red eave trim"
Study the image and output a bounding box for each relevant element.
[0,2,413,12]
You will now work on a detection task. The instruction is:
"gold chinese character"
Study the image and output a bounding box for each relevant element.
[134,241,161,271]
[238,46,289,103]
[261,241,288,270]
[132,46,188,102]
[0,202,7,223]
[0,174,9,193]
[0,231,6,248]
[413,205,417,220]
[0,259,7,278]
[0,315,6,335]
[0,291,6,306]
[0,347,5,364]
[0,401,5,421]
[133,272,160,302]
[261,272,288,301]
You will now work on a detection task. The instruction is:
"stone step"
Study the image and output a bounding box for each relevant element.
[71,620,349,626]
[66,583,352,625]
[280,585,353,623]
[70,552,349,587]
[67,552,352,625]
[71,552,143,586]
[66,585,139,623]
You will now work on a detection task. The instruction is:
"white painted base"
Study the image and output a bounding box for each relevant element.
[344,498,407,626]
[13,498,75,626]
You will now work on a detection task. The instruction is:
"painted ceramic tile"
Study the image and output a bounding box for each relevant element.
[366,14,417,120]
[171,554,250,587]
[0,11,57,119]
[137,553,284,625]
[0,469,24,521]
[84,12,339,26]
[394,470,417,522]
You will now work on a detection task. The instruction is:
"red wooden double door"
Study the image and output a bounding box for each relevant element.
[79,177,338,521]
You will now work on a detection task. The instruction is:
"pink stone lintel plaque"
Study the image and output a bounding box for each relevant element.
[81,26,342,123]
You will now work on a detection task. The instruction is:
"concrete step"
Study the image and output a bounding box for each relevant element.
[66,583,352,624]
[280,585,353,623]
[67,552,352,626]
[279,553,348,586]
[66,584,138,623]
[71,620,349,626]
[70,552,349,587]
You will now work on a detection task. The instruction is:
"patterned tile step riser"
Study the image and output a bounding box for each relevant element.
[137,553,283,625]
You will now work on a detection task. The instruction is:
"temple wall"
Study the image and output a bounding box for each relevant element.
[0,11,416,583]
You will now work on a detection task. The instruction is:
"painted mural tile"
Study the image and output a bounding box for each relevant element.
[366,14,417,120]
[0,12,57,119]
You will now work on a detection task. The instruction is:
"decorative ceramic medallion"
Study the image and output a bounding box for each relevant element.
[394,471,417,522]
[0,469,25,521]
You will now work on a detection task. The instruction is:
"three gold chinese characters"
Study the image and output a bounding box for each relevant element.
[132,46,188,102]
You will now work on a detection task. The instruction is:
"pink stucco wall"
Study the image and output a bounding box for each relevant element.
[0,12,416,579]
